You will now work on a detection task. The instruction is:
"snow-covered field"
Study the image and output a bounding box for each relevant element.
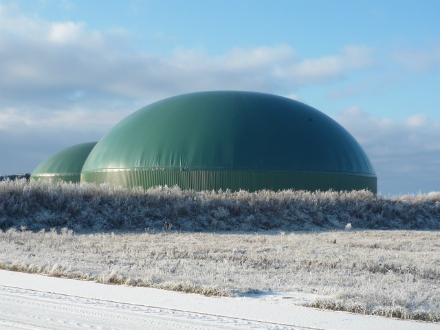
[1,229,440,323]
[1,269,438,330]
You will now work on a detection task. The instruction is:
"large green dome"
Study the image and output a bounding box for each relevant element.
[81,91,376,192]
[31,142,97,183]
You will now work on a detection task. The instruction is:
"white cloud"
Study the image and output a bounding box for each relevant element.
[0,107,132,133]
[333,107,440,194]
[49,22,83,43]
[404,114,430,128]
[393,48,440,72]
[0,4,379,109]
[342,45,378,69]
[274,45,378,84]
[222,45,296,70]
[334,106,440,156]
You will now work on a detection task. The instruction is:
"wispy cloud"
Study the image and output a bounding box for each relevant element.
[0,107,132,133]
[274,45,378,84]
[392,47,440,72]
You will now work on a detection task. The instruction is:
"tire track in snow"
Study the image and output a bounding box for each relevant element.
[0,286,311,330]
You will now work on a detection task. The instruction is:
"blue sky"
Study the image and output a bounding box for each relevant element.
[1,0,439,195]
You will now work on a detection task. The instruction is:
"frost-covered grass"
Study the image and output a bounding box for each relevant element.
[0,229,440,322]
[1,179,440,322]
[1,178,439,232]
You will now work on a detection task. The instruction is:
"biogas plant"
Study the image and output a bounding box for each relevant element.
[31,91,377,193]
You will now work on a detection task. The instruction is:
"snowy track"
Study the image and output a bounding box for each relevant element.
[0,270,438,330]
[0,286,297,330]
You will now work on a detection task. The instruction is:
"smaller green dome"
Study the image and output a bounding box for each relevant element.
[31,142,97,183]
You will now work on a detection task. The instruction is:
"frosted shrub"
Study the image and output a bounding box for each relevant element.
[0,178,439,232]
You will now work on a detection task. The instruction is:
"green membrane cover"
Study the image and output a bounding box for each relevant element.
[82,91,376,192]
[31,142,97,183]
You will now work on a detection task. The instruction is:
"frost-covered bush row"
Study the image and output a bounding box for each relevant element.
[0,173,30,181]
[1,230,439,322]
[0,178,439,232]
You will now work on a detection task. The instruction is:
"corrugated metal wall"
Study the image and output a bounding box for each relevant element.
[81,170,377,193]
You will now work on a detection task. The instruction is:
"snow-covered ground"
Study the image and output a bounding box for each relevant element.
[2,229,440,320]
[0,270,438,330]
